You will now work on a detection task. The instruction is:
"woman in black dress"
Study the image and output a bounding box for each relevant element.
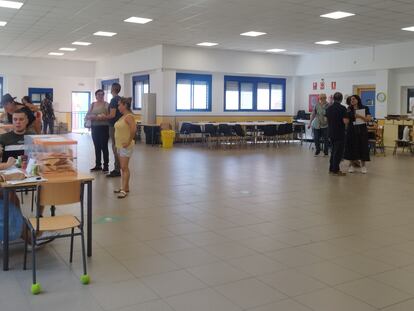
[344,94,372,173]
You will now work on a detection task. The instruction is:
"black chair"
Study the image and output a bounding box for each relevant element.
[284,123,294,143]
[189,124,202,143]
[261,125,278,146]
[293,122,305,145]
[179,122,192,144]
[218,124,236,148]
[204,124,219,148]
[233,124,247,146]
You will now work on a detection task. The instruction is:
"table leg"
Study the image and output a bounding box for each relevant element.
[2,188,9,271]
[86,181,92,257]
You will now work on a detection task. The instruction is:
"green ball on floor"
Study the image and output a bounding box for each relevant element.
[80,274,90,285]
[31,283,41,295]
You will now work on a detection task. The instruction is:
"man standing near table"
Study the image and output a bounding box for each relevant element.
[97,83,122,177]
[326,92,348,176]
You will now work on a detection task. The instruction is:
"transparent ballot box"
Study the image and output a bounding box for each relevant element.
[24,135,77,177]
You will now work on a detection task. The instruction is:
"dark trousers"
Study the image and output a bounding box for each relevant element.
[91,125,109,168]
[42,119,54,134]
[313,127,329,154]
[329,140,344,173]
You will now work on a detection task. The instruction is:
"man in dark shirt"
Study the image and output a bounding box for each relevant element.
[326,92,349,175]
[0,109,33,162]
[100,82,122,177]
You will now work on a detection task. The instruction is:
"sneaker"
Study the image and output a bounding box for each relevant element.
[361,166,367,174]
[102,166,109,173]
[106,170,121,177]
[348,166,355,173]
[90,166,102,172]
[314,151,320,157]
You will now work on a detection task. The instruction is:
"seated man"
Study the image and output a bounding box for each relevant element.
[0,109,34,162]
[1,94,36,133]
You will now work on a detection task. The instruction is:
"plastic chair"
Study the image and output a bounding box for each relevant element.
[23,180,89,294]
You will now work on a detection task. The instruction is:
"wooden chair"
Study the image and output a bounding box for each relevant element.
[23,180,89,294]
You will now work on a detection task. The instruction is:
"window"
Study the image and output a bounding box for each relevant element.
[132,75,149,110]
[0,77,3,105]
[407,88,414,113]
[224,76,286,111]
[28,88,53,104]
[176,73,212,111]
[101,79,119,103]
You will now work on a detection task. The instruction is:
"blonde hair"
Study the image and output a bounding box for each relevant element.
[319,93,327,99]
[119,97,132,111]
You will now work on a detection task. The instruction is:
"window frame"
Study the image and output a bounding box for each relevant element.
[224,75,286,112]
[176,73,212,112]
[101,78,119,103]
[407,88,414,114]
[132,75,150,111]
[28,87,54,104]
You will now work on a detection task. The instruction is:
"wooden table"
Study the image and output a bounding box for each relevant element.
[1,173,94,271]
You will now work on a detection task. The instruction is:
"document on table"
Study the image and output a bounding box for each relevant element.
[354,109,366,125]
[6,176,47,185]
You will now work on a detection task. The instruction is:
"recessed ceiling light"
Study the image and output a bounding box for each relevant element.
[72,41,92,46]
[266,48,286,53]
[0,0,23,9]
[59,47,76,51]
[48,52,64,56]
[124,16,153,24]
[0,21,7,26]
[93,31,117,37]
[315,40,339,45]
[197,42,218,47]
[240,31,266,37]
[402,26,414,32]
[320,11,355,19]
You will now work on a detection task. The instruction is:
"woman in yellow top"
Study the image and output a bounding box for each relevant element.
[114,97,136,198]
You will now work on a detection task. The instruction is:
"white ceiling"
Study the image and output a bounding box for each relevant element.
[1,0,414,61]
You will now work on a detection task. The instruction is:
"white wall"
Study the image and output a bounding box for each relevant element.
[163,45,297,77]
[0,56,96,120]
[95,45,163,79]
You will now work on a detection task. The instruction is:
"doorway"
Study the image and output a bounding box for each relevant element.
[354,85,376,117]
[71,91,90,133]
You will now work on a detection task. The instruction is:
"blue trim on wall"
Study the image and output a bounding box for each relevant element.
[176,73,212,112]
[132,74,150,110]
[224,75,286,112]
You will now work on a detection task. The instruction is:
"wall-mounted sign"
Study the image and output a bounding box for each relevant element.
[331,81,336,90]
[320,79,325,90]
[312,82,317,90]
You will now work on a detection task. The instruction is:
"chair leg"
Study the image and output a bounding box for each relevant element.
[29,230,42,294]
[23,226,28,270]
[50,205,56,217]
[69,228,75,263]
[79,229,89,284]
[31,190,35,213]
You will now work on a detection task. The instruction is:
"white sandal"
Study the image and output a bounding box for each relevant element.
[117,190,128,199]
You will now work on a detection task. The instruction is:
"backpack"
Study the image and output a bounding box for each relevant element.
[0,191,23,242]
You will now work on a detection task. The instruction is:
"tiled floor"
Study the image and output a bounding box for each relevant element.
[2,135,414,311]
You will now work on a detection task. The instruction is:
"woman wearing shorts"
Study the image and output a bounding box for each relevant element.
[114,97,136,198]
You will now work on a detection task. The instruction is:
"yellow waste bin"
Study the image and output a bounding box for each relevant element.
[161,130,175,148]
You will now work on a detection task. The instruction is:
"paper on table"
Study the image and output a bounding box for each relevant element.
[0,167,26,176]
[354,109,366,125]
[6,176,47,185]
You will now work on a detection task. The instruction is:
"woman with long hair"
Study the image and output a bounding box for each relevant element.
[344,94,372,173]
[113,97,135,198]
[86,89,109,172]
